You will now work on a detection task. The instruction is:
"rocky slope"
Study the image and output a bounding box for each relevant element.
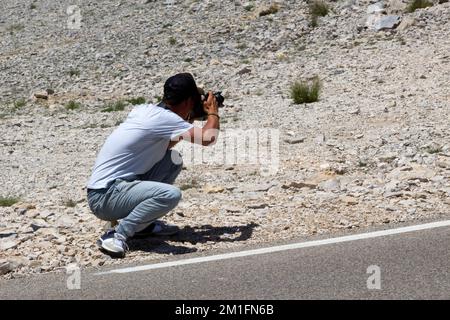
[0,0,449,278]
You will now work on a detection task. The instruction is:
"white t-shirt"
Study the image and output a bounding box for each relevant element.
[87,104,193,189]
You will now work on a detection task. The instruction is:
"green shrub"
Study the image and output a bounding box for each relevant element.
[127,97,146,105]
[101,100,126,112]
[406,0,433,12]
[309,0,329,17]
[0,197,19,207]
[68,68,80,77]
[290,77,321,104]
[13,99,26,109]
[64,199,77,207]
[65,100,82,110]
[168,37,176,45]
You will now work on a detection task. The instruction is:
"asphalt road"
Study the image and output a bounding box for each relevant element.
[1,220,449,300]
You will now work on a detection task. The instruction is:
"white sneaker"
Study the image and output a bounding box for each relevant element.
[98,229,128,258]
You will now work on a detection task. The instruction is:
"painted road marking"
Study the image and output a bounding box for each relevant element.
[96,219,450,275]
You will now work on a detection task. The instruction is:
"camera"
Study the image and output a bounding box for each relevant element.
[191,91,225,120]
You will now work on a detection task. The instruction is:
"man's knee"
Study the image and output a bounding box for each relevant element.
[156,185,181,209]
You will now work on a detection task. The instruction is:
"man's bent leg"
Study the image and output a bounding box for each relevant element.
[108,180,181,238]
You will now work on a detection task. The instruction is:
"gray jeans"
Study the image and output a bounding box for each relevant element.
[87,150,183,238]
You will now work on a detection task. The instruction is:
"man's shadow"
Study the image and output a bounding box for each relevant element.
[128,222,259,255]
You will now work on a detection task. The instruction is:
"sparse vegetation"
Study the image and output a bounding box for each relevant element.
[30,3,37,9]
[290,77,321,104]
[168,37,176,45]
[127,97,146,105]
[180,178,199,191]
[68,68,80,77]
[425,145,443,154]
[101,100,126,112]
[13,99,27,109]
[406,0,433,13]
[243,4,254,11]
[237,43,247,50]
[65,100,82,110]
[309,0,329,17]
[7,24,25,35]
[259,4,279,16]
[63,199,77,208]
[308,0,329,27]
[184,57,193,63]
[0,196,19,207]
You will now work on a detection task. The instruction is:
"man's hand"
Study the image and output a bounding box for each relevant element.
[181,91,220,146]
[203,91,219,115]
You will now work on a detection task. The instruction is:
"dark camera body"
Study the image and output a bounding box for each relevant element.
[191,91,224,120]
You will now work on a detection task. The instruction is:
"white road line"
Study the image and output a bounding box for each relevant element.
[95,219,450,275]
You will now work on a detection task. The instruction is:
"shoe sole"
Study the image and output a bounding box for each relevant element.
[97,238,126,258]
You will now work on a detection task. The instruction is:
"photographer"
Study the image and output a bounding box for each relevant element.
[86,73,220,257]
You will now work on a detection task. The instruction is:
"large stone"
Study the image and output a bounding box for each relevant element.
[367,2,385,14]
[374,15,401,31]
[366,14,401,31]
[30,219,49,232]
[0,237,19,250]
[0,228,17,238]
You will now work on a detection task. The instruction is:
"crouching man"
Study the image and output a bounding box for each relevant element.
[86,73,220,257]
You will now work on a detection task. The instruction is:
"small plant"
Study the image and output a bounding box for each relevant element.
[424,145,443,154]
[406,0,433,12]
[168,37,176,45]
[64,199,77,208]
[184,57,193,63]
[7,24,25,35]
[357,160,368,168]
[243,4,254,11]
[127,97,146,105]
[236,43,247,50]
[13,99,27,109]
[309,0,329,17]
[180,180,199,190]
[65,100,82,110]
[30,3,37,9]
[101,100,126,112]
[290,77,321,104]
[259,4,279,16]
[68,68,80,77]
[0,197,19,207]
[154,95,162,102]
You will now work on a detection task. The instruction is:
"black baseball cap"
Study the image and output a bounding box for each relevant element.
[163,73,201,105]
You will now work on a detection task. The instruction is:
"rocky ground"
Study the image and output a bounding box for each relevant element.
[0,0,449,278]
